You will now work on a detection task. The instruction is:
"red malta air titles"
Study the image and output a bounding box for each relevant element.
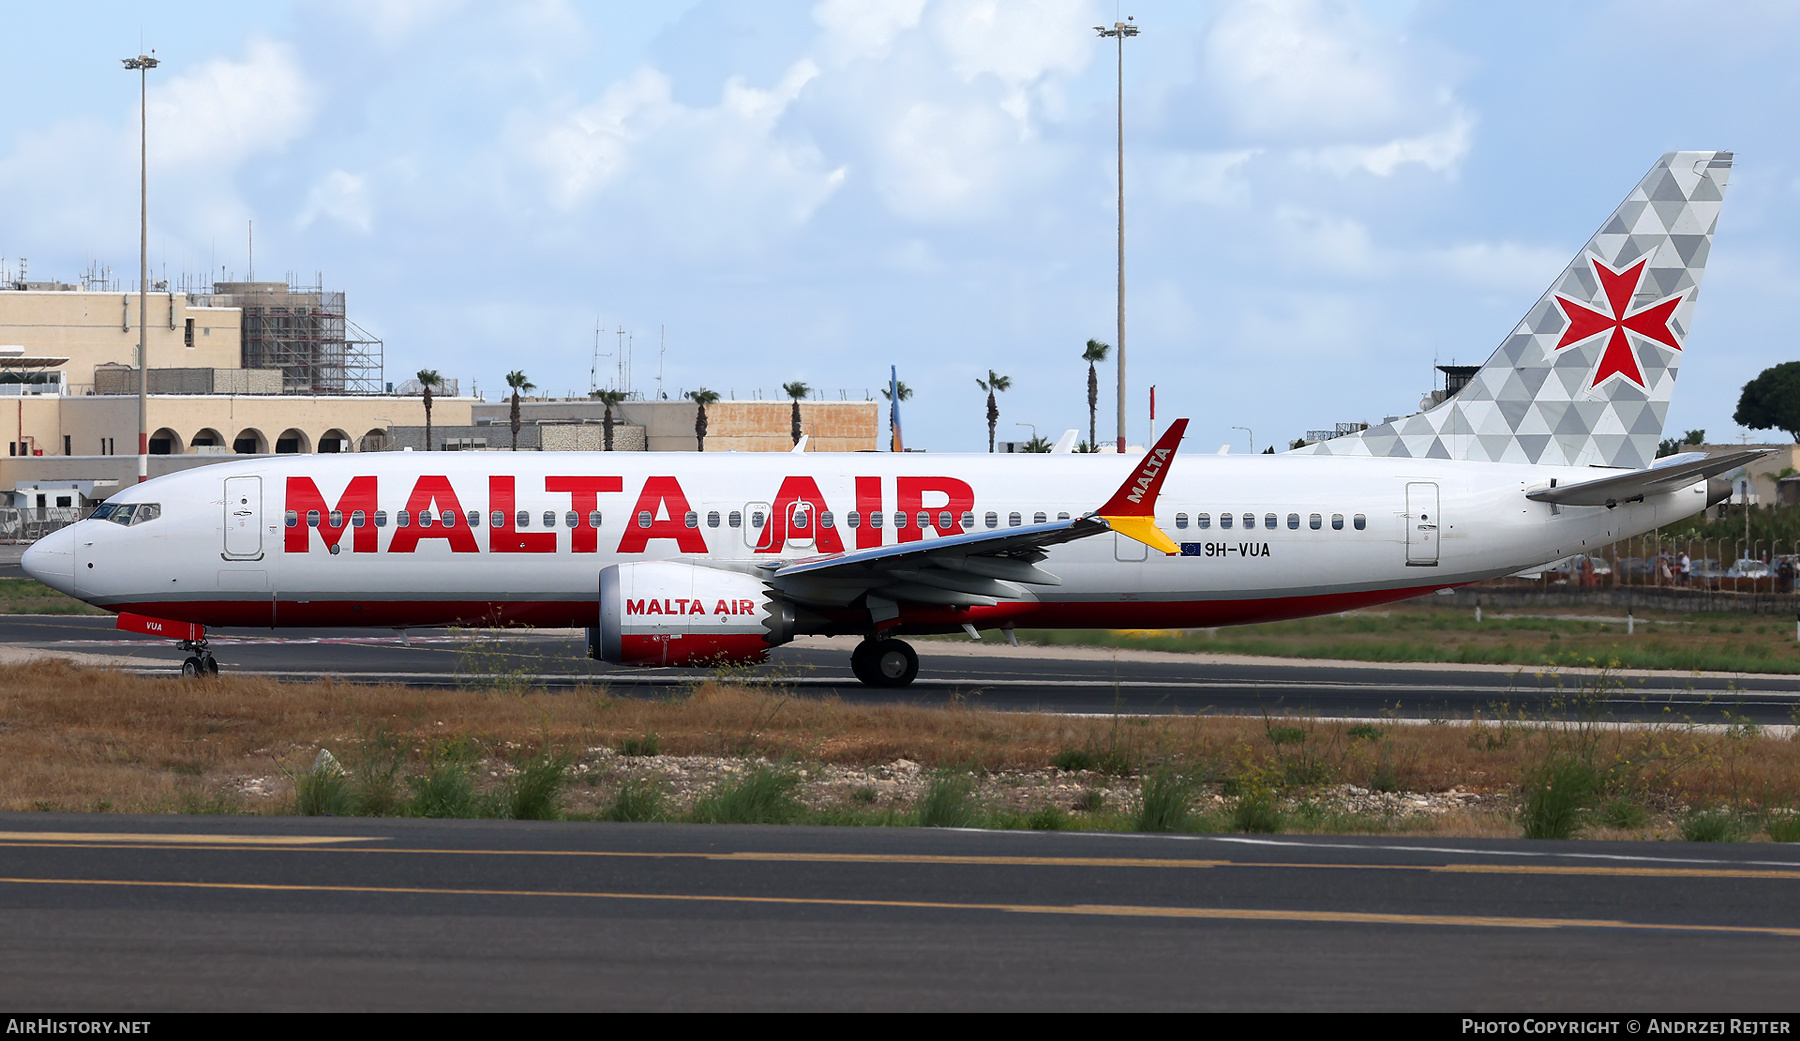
[21,151,1759,685]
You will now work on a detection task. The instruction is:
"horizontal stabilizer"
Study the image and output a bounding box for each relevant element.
[1526,450,1768,507]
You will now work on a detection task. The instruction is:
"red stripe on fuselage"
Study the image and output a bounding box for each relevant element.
[105,583,1461,632]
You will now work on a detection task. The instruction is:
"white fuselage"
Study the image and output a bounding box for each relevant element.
[25,450,1708,633]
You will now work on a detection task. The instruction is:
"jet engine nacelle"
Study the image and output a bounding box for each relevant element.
[593,561,793,667]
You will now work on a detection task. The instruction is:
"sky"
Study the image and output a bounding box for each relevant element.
[3,0,1799,453]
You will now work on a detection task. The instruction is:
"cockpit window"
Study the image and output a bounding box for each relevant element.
[100,503,160,526]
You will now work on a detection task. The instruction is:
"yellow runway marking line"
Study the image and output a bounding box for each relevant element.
[0,874,1796,938]
[0,832,372,847]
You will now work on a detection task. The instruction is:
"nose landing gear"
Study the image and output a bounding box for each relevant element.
[178,639,218,678]
[850,637,918,688]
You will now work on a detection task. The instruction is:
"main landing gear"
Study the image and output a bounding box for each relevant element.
[178,638,219,678]
[850,637,918,688]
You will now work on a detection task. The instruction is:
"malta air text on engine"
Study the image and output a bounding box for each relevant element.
[280,473,980,555]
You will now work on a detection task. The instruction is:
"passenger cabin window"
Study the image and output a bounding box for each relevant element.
[894,512,908,529]
[307,510,321,528]
[1197,513,1211,529]
[1309,513,1321,530]
[284,510,298,528]
[1353,514,1367,530]
[846,511,860,528]
[542,511,554,529]
[1033,512,1047,524]
[468,511,481,528]
[374,511,388,528]
[329,510,343,528]
[985,512,998,529]
[935,511,948,530]
[566,512,579,528]
[441,511,456,527]
[1332,513,1344,530]
[352,510,367,528]
[1008,512,1022,527]
[960,512,974,529]
[1287,513,1299,530]
[1242,513,1254,529]
[418,512,434,528]
[1175,513,1188,529]
[1057,512,1069,521]
[1220,513,1234,529]
[821,512,836,528]
[707,511,721,528]
[491,511,505,528]
[1264,514,1277,529]
[638,511,653,528]
[396,511,411,527]
[516,511,530,528]
[590,511,603,528]
[729,511,743,528]
[868,512,882,529]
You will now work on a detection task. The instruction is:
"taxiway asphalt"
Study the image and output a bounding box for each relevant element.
[0,814,1796,1010]
[0,614,1796,724]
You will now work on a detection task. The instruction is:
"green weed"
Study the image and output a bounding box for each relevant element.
[916,773,981,829]
[691,764,805,825]
[1136,768,1196,833]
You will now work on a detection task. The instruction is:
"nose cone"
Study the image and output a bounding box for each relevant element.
[22,526,77,597]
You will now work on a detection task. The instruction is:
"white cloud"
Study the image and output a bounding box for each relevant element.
[1153,149,1261,207]
[1429,240,1569,292]
[1272,205,1383,277]
[1201,0,1471,177]
[298,170,373,233]
[813,0,927,65]
[1299,112,1473,177]
[146,39,317,168]
[523,58,844,253]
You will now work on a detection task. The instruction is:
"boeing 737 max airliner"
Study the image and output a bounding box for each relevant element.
[21,151,1755,685]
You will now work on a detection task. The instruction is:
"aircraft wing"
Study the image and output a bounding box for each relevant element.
[764,419,1188,610]
[1525,450,1769,507]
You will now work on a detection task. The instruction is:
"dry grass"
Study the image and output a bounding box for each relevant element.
[1,661,1798,837]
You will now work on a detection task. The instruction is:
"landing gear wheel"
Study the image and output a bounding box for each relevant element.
[854,638,918,688]
[850,640,879,685]
[178,640,219,678]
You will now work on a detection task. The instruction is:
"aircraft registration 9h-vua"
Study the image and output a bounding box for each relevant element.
[23,151,1759,684]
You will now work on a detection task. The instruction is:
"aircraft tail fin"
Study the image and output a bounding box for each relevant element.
[1296,151,1733,469]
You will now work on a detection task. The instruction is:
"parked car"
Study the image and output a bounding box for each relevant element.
[1725,558,1771,579]
[1688,558,1725,580]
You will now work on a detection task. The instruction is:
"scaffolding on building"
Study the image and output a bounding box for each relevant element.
[199,279,385,394]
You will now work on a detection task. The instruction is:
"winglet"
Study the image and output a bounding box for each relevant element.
[1093,418,1188,555]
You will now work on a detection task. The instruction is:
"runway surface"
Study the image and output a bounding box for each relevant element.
[1,614,1796,724]
[0,814,1796,1011]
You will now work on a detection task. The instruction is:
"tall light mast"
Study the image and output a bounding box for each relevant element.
[1095,18,1138,453]
[123,52,159,483]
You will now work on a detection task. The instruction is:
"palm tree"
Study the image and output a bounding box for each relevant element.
[782,381,810,446]
[1082,338,1110,452]
[687,388,720,451]
[880,380,912,453]
[505,370,535,452]
[415,369,441,451]
[595,389,627,451]
[976,370,1011,453]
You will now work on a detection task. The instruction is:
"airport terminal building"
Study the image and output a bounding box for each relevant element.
[0,276,877,515]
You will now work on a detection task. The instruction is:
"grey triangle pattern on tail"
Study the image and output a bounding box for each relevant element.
[1296,151,1731,469]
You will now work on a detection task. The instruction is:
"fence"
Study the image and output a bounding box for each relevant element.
[0,507,86,543]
